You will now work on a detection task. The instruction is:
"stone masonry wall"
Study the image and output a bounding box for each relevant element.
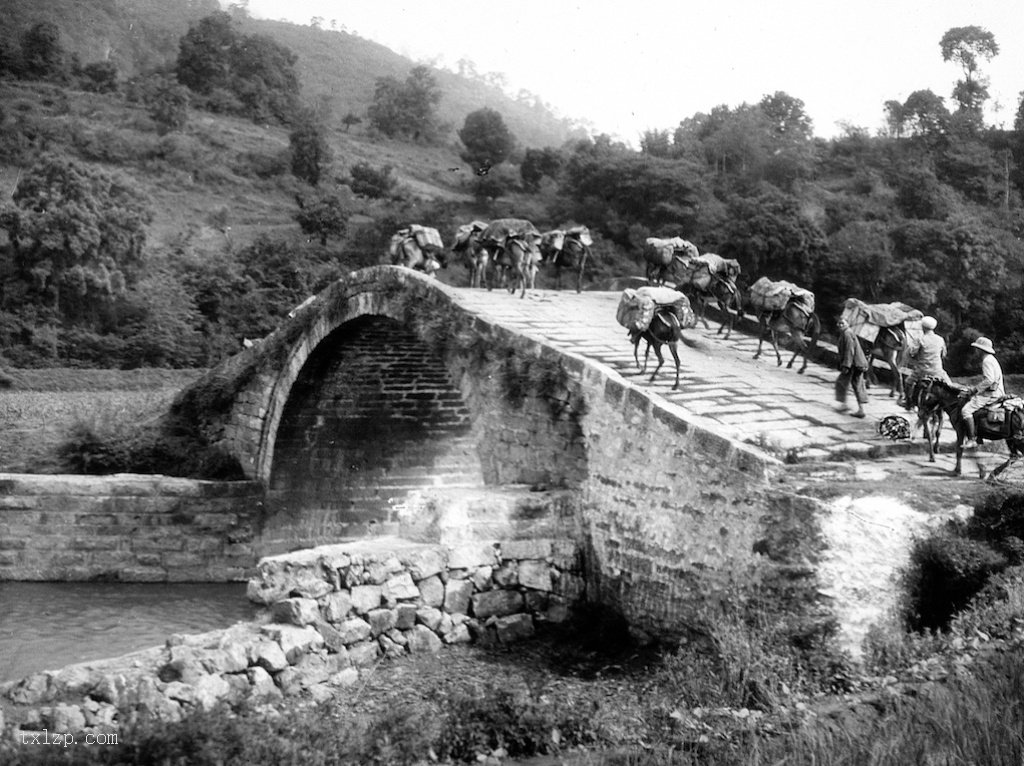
[575,363,790,640]
[0,474,263,582]
[266,314,484,545]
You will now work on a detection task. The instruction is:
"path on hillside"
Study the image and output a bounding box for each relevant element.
[453,288,1000,477]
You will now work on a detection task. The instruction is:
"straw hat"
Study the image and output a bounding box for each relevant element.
[971,337,995,354]
[921,316,937,330]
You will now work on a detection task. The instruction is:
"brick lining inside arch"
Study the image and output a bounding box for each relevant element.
[266,315,483,545]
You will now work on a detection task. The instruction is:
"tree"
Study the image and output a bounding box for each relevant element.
[0,156,152,320]
[20,22,64,80]
[176,12,236,94]
[561,147,702,239]
[294,191,349,245]
[80,61,118,93]
[822,221,894,302]
[144,76,190,135]
[367,66,442,140]
[176,12,299,124]
[640,129,672,157]
[341,112,362,132]
[902,89,950,138]
[290,120,333,186]
[348,162,397,199]
[883,100,906,138]
[759,91,813,142]
[458,107,515,168]
[940,26,998,115]
[719,189,827,287]
[228,32,300,122]
[520,147,563,192]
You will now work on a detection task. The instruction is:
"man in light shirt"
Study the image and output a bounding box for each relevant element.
[961,336,1005,449]
[901,316,952,408]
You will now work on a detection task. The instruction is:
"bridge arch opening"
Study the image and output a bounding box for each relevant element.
[266,314,484,543]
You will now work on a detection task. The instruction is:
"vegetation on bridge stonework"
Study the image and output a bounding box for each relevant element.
[404,288,589,425]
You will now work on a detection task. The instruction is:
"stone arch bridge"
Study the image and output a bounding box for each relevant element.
[175,266,923,636]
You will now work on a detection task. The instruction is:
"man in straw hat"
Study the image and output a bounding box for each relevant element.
[901,315,952,408]
[961,336,1004,449]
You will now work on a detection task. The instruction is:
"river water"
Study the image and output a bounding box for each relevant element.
[0,582,261,684]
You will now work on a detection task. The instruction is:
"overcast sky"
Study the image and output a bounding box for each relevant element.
[242,0,1023,143]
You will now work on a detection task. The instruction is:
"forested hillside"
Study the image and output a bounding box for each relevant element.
[0,0,584,149]
[0,7,1023,380]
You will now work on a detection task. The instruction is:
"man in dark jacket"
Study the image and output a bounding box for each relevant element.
[835,317,869,418]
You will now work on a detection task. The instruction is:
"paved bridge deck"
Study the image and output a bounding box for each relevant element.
[452,288,985,475]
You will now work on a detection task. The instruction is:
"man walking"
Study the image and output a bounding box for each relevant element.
[961,336,1004,449]
[835,316,869,419]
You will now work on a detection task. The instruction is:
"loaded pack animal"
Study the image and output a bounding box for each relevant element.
[642,237,699,286]
[452,220,489,288]
[616,286,699,390]
[917,380,1024,478]
[540,226,592,293]
[748,277,820,374]
[840,299,923,399]
[388,225,447,277]
[675,253,743,339]
[480,218,542,298]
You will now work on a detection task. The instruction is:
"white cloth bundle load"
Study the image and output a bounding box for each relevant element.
[749,277,814,313]
[616,286,692,332]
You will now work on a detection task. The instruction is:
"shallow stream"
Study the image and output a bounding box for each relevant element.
[0,582,259,683]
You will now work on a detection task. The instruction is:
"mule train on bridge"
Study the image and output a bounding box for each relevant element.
[383,217,1024,480]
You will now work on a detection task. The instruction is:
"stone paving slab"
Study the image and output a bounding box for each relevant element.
[448,288,961,465]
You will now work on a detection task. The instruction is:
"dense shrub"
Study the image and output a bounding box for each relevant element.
[348,161,397,199]
[967,491,1024,561]
[902,529,1008,631]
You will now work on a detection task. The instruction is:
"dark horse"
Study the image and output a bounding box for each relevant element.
[551,234,590,293]
[860,325,907,399]
[628,305,698,390]
[752,300,821,374]
[680,276,744,340]
[923,380,1024,477]
[905,376,946,462]
[487,237,539,298]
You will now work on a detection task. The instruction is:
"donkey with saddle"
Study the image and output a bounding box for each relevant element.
[642,237,699,285]
[388,224,447,277]
[748,277,820,374]
[675,253,743,339]
[539,226,593,293]
[452,220,489,288]
[480,218,543,298]
[840,299,923,399]
[616,286,698,390]
[916,380,1024,478]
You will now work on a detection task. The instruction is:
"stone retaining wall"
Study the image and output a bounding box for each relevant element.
[245,536,585,648]
[1,536,585,738]
[0,474,263,582]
